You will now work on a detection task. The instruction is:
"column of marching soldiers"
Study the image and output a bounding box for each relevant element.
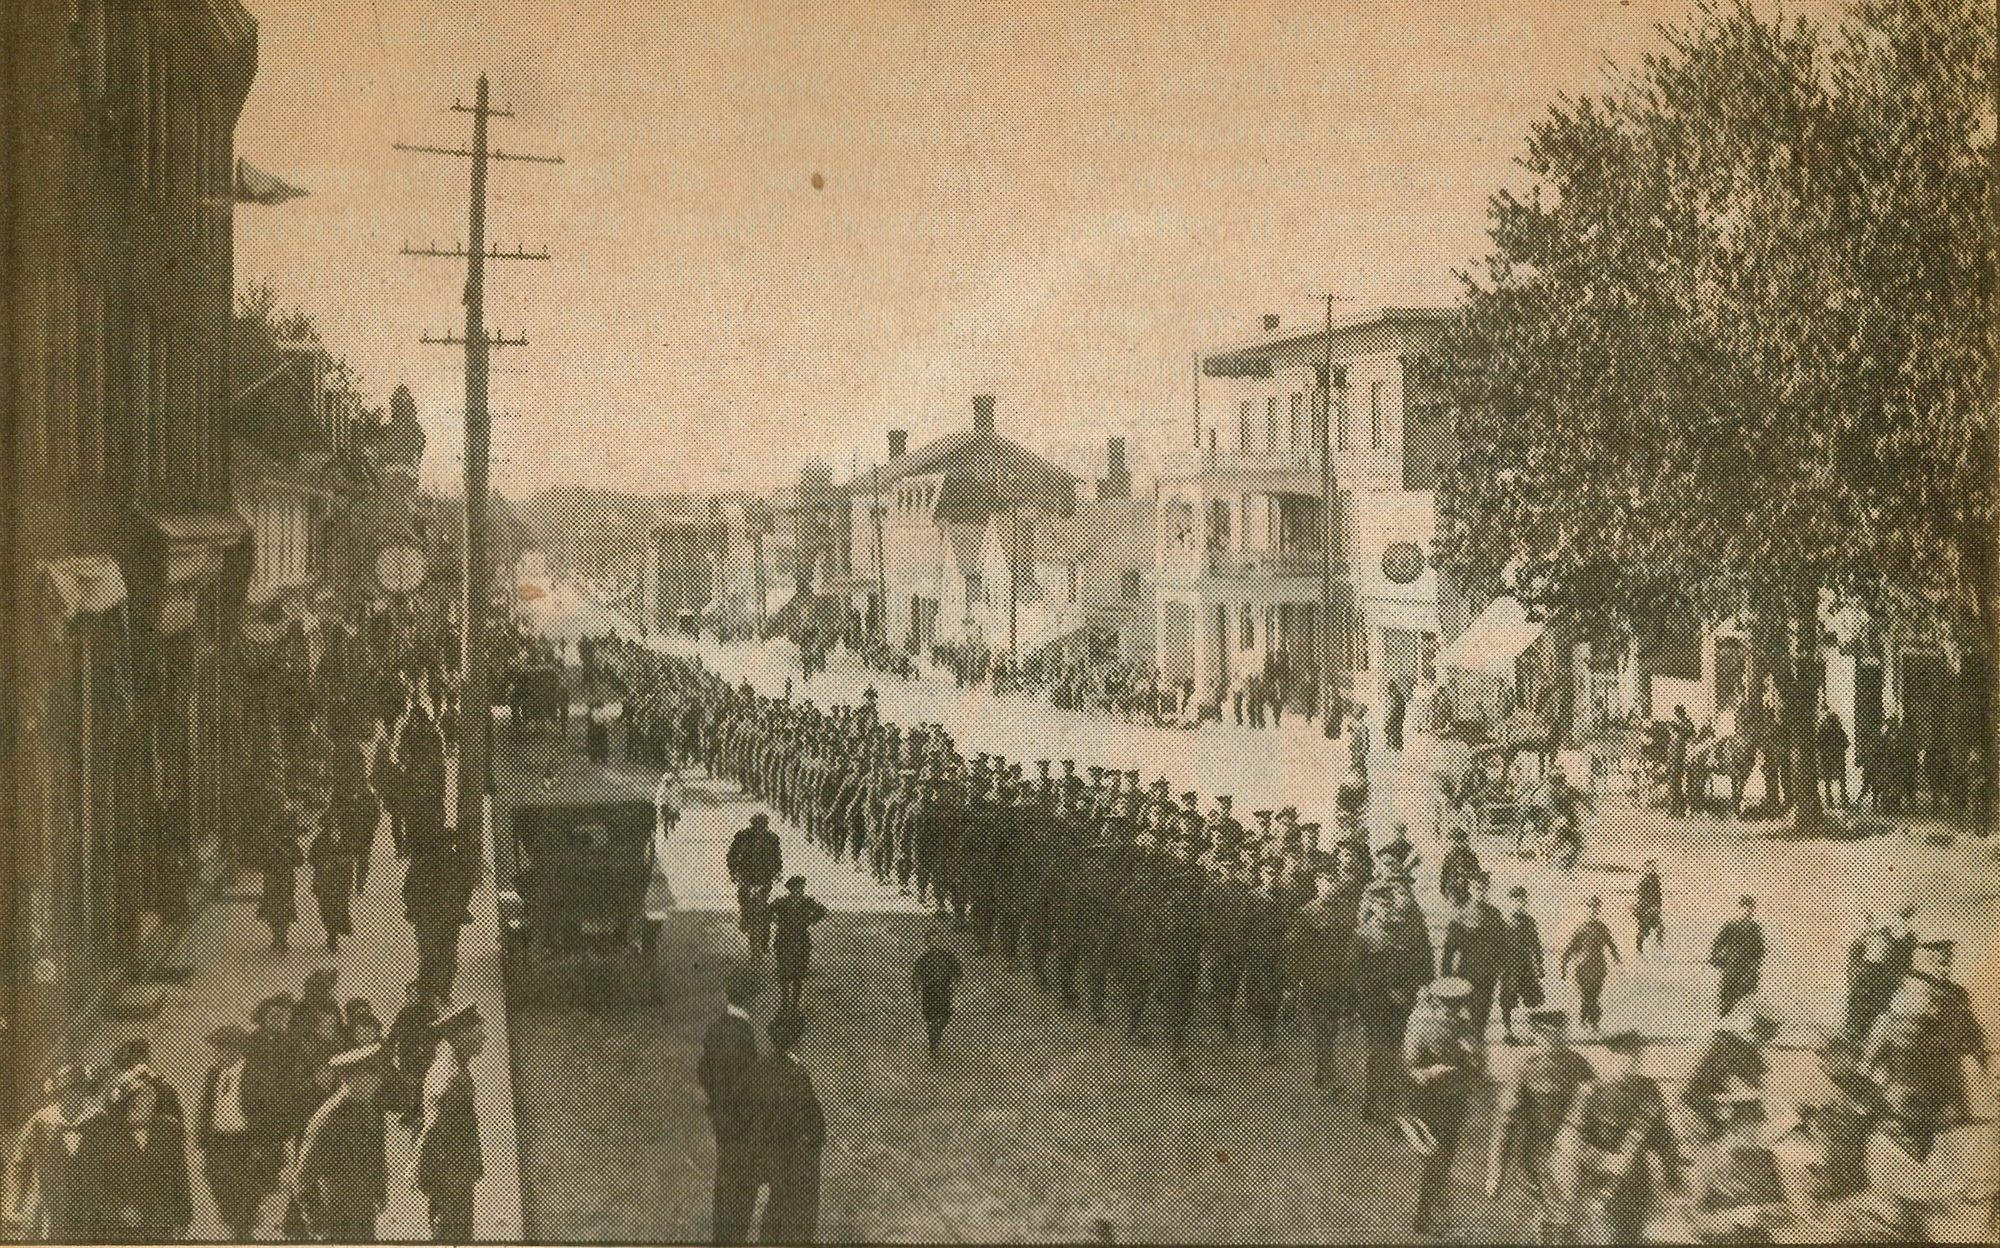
[580,631,1990,1245]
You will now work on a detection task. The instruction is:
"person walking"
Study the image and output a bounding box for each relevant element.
[1497,885,1547,1045]
[769,878,829,1011]
[330,733,381,893]
[288,1044,388,1242]
[1634,860,1665,952]
[403,836,475,1004]
[911,927,965,1057]
[1486,1008,1595,1245]
[727,814,784,958]
[1440,871,1508,1042]
[197,1026,273,1243]
[747,1009,824,1244]
[1817,707,1851,809]
[257,797,306,954]
[1401,977,1484,1240]
[101,1059,193,1243]
[1557,1031,1683,1246]
[384,983,438,1136]
[1288,870,1358,1092]
[307,816,356,954]
[1710,896,1767,1018]
[1560,896,1621,1035]
[416,1004,485,1243]
[697,971,762,1245]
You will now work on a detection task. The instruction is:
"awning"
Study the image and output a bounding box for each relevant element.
[39,557,128,620]
[1439,596,1544,677]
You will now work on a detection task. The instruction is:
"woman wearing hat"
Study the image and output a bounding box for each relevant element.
[5,1064,117,1242]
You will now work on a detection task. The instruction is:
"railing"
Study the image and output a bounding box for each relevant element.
[1204,550,1321,578]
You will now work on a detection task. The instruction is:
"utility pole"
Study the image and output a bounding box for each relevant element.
[1319,292,1356,724]
[398,75,560,840]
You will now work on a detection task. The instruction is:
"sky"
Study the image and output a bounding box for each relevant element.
[232,0,1832,497]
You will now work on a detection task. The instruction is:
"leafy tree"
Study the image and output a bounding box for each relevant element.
[1435,0,1996,832]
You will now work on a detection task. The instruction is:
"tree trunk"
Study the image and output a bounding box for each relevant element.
[1789,582,1830,838]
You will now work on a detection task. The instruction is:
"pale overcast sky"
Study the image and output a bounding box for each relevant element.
[233,0,1830,496]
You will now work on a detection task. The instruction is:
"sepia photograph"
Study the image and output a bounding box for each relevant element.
[1,0,1994,1242]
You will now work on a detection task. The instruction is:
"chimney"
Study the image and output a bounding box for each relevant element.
[972,394,996,433]
[1099,436,1132,500]
[1263,314,1281,332]
[888,429,908,458]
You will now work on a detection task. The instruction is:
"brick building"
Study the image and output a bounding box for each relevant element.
[3,0,257,1125]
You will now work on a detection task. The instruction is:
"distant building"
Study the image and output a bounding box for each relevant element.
[1155,308,1454,716]
[838,396,1084,658]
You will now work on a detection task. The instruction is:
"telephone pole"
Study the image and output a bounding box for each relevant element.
[398,75,559,839]
[1319,292,1356,723]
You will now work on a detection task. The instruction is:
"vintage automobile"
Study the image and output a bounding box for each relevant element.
[499,797,663,997]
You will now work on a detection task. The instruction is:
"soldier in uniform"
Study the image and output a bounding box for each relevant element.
[1498,885,1548,1045]
[1289,869,1359,1093]
[1864,938,1989,1162]
[1241,862,1291,1062]
[1353,870,1435,1121]
[1402,977,1484,1239]
[1557,1030,1683,1246]
[1207,855,1253,1042]
[290,1044,388,1242]
[1486,1009,1597,1245]
[1156,866,1209,1068]
[1440,871,1509,1042]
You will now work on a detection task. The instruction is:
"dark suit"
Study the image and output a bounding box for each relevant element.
[415,1062,482,1242]
[102,1088,194,1243]
[294,1090,385,1241]
[199,1058,278,1240]
[696,1010,761,1244]
[747,1052,824,1244]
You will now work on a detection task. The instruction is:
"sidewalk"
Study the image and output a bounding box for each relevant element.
[77,797,523,1241]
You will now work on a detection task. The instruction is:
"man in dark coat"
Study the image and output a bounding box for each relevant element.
[697,971,762,1244]
[769,877,829,1011]
[403,837,475,1004]
[101,1052,193,1243]
[1560,1031,1684,1246]
[726,815,784,956]
[1497,885,1547,1044]
[416,1004,485,1243]
[1437,827,1481,910]
[1710,896,1767,1018]
[1440,872,1508,1041]
[1560,896,1621,1035]
[912,927,965,1056]
[748,1009,824,1244]
[198,1026,273,1242]
[1288,870,1357,1091]
[1634,860,1665,952]
[1485,1009,1594,1245]
[291,1044,388,1242]
[1402,978,1484,1239]
[1864,939,1990,1161]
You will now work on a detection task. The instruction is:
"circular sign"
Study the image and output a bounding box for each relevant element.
[375,545,427,595]
[1383,542,1426,585]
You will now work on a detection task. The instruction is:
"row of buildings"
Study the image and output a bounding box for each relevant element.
[3,0,433,1129]
[651,306,1980,794]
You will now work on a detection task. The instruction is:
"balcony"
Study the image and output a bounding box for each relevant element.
[1204,549,1324,579]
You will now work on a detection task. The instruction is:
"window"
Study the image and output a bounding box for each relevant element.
[1238,400,1253,451]
[1370,381,1383,450]
[1240,604,1255,651]
[1289,393,1303,450]
[1266,395,1278,451]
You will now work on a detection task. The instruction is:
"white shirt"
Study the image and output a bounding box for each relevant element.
[725,1005,751,1022]
[212,1058,249,1135]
